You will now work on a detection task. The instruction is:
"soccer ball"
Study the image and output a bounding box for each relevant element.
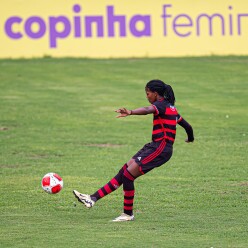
[41,172,63,194]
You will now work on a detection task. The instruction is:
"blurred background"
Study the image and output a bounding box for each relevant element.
[1,0,248,58]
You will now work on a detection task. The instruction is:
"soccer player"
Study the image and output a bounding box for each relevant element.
[73,79,194,222]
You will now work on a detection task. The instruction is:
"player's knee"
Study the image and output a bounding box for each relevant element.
[127,158,136,167]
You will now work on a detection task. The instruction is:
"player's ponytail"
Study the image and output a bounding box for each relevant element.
[164,84,175,105]
[146,79,176,105]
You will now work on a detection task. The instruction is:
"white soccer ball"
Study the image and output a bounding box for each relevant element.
[41,172,63,194]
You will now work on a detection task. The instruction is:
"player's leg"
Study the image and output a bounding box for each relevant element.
[73,163,128,207]
[73,143,149,210]
[90,163,128,201]
[123,161,142,215]
[113,141,172,221]
[86,144,144,202]
[113,161,142,222]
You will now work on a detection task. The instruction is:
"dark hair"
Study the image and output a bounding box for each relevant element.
[146,79,176,105]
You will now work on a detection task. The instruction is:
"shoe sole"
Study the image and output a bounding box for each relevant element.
[112,219,134,222]
[72,190,92,208]
[112,216,135,222]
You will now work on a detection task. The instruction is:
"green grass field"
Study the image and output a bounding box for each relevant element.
[0,56,247,247]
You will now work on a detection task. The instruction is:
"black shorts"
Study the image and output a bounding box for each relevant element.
[132,139,173,174]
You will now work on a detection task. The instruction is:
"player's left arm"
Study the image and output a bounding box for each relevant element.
[177,116,194,143]
[115,106,155,118]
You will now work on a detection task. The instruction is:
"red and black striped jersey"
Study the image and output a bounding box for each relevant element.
[152,99,182,144]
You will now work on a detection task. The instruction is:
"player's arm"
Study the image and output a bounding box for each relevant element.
[177,117,194,143]
[115,106,155,118]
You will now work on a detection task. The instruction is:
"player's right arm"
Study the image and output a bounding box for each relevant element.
[115,106,155,118]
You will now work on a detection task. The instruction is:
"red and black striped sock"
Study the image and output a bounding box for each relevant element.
[123,169,135,216]
[90,164,127,201]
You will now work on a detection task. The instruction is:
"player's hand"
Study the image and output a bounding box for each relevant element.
[115,108,132,118]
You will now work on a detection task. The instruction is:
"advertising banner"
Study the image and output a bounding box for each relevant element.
[0,0,248,58]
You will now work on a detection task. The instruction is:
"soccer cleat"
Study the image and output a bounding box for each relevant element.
[73,190,95,208]
[112,213,135,222]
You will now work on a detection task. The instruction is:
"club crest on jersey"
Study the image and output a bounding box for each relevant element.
[170,105,176,111]
[137,157,142,161]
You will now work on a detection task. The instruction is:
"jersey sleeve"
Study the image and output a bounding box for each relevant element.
[177,113,183,123]
[177,114,194,142]
[152,101,164,116]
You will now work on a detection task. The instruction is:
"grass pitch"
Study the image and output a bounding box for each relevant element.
[0,56,247,247]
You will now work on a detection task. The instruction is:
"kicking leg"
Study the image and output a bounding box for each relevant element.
[90,163,127,201]
[73,163,128,208]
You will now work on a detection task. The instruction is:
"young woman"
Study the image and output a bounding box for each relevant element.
[73,79,194,222]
